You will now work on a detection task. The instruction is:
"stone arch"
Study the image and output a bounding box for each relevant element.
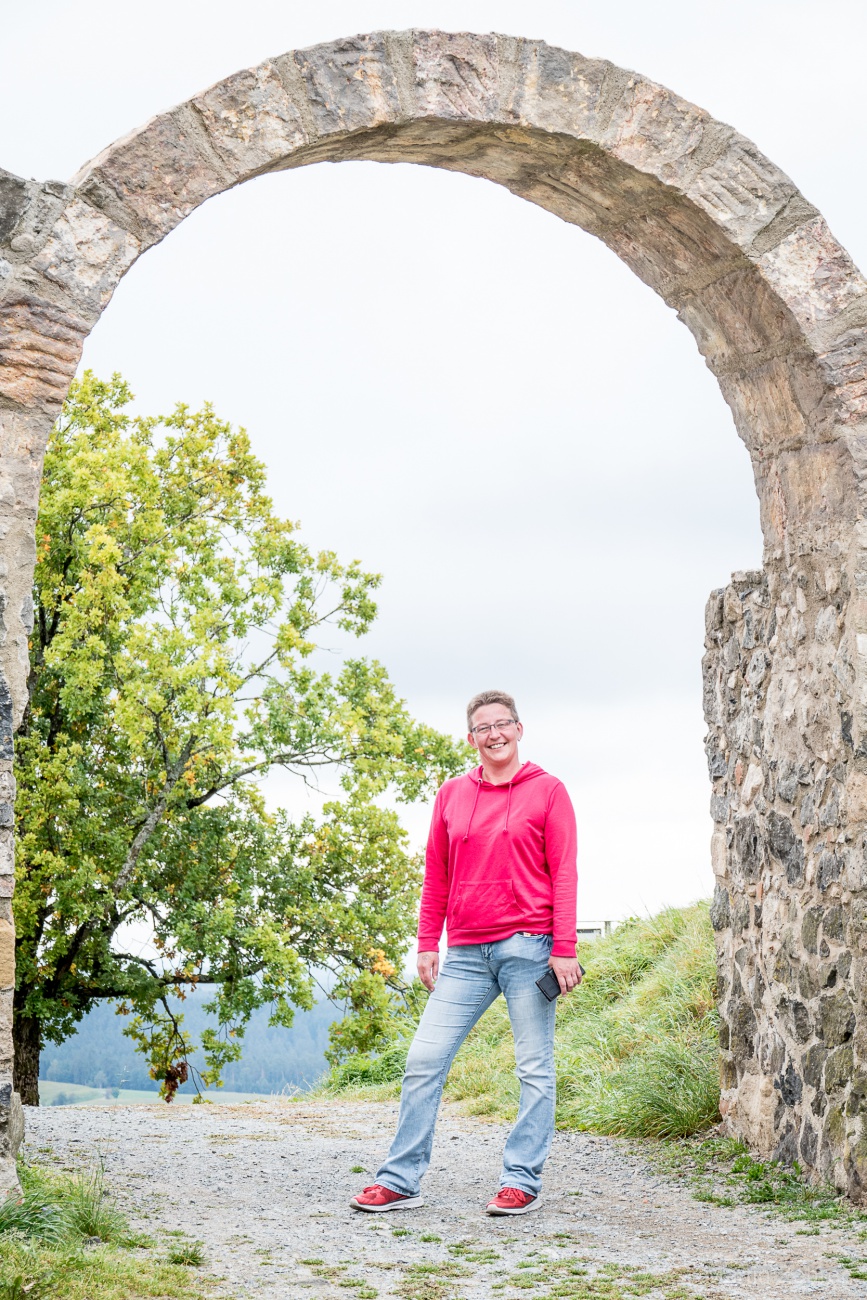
[2,30,867,1194]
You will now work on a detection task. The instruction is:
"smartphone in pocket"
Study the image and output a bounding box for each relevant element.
[535,963,585,1001]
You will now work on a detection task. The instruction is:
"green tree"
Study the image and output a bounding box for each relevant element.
[13,373,465,1104]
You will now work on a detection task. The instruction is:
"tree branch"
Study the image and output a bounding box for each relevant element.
[46,736,197,988]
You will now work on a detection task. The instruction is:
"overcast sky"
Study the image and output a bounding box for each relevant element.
[3,1,866,922]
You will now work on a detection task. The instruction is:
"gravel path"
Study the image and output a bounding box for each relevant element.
[23,1099,867,1298]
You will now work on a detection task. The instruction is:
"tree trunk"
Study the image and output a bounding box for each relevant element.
[13,995,41,1106]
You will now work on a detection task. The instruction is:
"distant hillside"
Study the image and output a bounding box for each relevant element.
[40,990,342,1098]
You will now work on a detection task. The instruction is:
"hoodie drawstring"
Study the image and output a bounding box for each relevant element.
[463,780,482,842]
[463,775,514,840]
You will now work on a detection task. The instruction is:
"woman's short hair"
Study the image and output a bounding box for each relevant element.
[466,690,520,731]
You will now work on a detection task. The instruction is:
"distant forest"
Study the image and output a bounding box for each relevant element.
[39,990,342,1096]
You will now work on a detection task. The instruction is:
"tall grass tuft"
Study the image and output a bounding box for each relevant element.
[329,901,721,1139]
[0,1161,130,1247]
[0,1159,210,1299]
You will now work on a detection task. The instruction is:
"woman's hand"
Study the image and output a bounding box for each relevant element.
[548,955,583,995]
[417,951,440,991]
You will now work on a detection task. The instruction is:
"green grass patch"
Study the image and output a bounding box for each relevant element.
[447,1239,499,1263]
[165,1238,205,1266]
[328,902,720,1139]
[649,1133,867,1225]
[838,1254,867,1281]
[0,1160,212,1299]
[396,1260,471,1300]
[502,1257,697,1299]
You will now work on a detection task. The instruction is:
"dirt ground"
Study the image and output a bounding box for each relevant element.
[23,1097,867,1298]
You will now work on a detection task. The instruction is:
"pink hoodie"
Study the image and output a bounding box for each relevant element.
[417,762,578,958]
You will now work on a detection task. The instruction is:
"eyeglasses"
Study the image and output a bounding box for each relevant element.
[470,719,518,736]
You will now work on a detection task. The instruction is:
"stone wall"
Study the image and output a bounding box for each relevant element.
[705,562,867,1196]
[3,29,867,1195]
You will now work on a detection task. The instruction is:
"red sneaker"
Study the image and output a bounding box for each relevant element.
[486,1186,539,1215]
[349,1183,423,1212]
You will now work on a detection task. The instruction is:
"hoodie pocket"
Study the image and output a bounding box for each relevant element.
[449,879,520,933]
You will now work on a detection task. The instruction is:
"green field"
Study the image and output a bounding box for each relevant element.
[38,1079,272,1107]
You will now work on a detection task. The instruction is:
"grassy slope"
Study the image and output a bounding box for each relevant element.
[330,901,720,1139]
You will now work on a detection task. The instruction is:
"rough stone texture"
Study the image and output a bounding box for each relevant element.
[3,28,867,1196]
[704,567,867,1197]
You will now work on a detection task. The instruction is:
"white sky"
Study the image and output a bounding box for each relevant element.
[4,1,866,923]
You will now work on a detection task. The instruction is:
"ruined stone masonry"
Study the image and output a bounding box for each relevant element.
[2,29,867,1195]
[705,565,867,1192]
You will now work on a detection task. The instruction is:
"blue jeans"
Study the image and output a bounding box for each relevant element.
[375,933,557,1198]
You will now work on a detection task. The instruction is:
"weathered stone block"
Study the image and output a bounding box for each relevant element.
[792,1001,812,1043]
[804,1043,827,1090]
[675,262,800,377]
[710,883,730,931]
[0,919,13,989]
[819,989,856,1047]
[721,1063,738,1101]
[825,1044,855,1093]
[606,199,732,299]
[292,35,401,137]
[689,133,797,248]
[0,1084,22,1167]
[767,811,804,884]
[774,1123,800,1166]
[193,62,307,177]
[0,294,90,412]
[758,215,867,337]
[818,330,867,426]
[74,108,230,245]
[411,31,498,122]
[733,814,764,879]
[503,41,608,138]
[776,1060,803,1106]
[826,1102,847,1150]
[604,77,709,189]
[824,906,846,943]
[802,907,823,954]
[30,198,140,315]
[800,1119,818,1166]
[847,1071,867,1117]
[734,1071,776,1149]
[799,964,820,1001]
[730,999,758,1058]
[818,850,844,891]
[0,171,28,244]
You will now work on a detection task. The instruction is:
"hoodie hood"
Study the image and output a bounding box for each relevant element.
[463,762,545,840]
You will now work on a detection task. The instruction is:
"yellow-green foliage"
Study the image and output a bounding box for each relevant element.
[17,372,468,1098]
[443,901,719,1137]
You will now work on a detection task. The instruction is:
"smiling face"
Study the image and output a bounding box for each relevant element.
[468,702,523,779]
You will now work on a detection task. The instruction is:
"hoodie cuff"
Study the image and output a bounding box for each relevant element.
[417,935,442,953]
[551,939,578,958]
